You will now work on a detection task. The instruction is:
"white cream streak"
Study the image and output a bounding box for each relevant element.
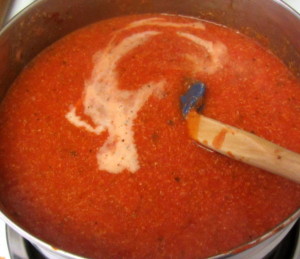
[65,17,227,174]
[66,31,165,173]
[65,106,105,135]
[126,17,205,30]
[177,32,227,74]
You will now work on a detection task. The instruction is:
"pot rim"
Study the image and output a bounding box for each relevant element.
[0,0,299,258]
[1,201,299,258]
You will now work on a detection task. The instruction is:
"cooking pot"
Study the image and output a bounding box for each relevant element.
[0,0,299,258]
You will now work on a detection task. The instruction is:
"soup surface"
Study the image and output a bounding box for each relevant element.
[0,14,300,259]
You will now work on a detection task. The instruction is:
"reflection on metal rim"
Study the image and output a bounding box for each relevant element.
[5,219,300,259]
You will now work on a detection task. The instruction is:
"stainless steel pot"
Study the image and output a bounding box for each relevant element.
[0,0,299,258]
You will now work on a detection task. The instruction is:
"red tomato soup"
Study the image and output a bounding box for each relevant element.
[0,14,300,259]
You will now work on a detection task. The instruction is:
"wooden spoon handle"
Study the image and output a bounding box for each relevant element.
[187,111,300,183]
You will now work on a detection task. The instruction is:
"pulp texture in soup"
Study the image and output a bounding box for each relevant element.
[0,14,300,259]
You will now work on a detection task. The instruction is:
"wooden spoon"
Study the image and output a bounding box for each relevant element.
[187,110,300,183]
[181,82,300,183]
